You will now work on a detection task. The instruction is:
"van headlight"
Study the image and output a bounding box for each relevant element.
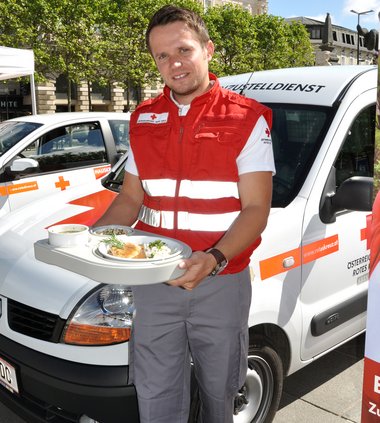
[62,285,135,346]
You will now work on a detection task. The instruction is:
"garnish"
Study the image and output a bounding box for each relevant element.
[103,233,125,249]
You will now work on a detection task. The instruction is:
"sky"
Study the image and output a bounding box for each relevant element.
[268,0,380,31]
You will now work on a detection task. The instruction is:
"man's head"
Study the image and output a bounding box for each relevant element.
[146,5,215,105]
[146,5,210,53]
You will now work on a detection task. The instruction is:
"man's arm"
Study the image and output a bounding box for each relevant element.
[168,171,272,290]
[93,171,145,228]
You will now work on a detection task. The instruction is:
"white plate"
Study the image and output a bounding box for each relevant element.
[97,235,183,262]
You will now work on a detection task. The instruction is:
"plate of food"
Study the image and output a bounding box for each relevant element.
[97,234,183,262]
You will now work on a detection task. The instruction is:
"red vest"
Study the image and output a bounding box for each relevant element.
[130,73,272,274]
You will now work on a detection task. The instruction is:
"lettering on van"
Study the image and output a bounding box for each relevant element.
[224,82,326,94]
[347,254,370,281]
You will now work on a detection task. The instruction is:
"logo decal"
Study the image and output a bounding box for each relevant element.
[137,112,169,124]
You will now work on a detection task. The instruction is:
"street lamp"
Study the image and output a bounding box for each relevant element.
[350,9,374,64]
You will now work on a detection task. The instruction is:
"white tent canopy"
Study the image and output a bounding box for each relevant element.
[0,46,37,114]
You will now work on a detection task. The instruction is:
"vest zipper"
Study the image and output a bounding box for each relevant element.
[174,124,184,236]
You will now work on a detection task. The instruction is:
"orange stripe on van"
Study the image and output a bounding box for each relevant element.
[259,234,339,280]
[0,181,39,196]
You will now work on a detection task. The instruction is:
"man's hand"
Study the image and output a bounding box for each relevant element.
[167,251,217,290]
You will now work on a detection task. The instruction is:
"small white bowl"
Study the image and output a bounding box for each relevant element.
[48,224,89,248]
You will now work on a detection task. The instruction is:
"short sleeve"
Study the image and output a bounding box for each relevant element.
[125,147,139,176]
[237,116,276,175]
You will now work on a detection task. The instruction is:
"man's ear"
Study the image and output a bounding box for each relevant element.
[206,40,215,61]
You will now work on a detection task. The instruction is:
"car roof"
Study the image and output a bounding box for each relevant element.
[219,65,377,107]
[8,111,131,125]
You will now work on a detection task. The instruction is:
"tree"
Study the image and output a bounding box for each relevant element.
[204,4,259,76]
[252,14,314,70]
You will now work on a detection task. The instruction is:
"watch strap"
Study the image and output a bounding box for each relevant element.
[206,248,228,276]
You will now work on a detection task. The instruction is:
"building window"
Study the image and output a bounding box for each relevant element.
[311,27,321,39]
[333,31,337,41]
[91,82,111,101]
[55,75,77,100]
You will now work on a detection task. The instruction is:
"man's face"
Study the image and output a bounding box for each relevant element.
[149,20,214,105]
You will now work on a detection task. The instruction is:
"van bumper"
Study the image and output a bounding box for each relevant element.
[0,335,139,423]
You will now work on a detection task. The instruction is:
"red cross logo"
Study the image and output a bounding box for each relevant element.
[265,127,271,137]
[55,176,70,191]
[151,114,157,120]
[361,213,372,250]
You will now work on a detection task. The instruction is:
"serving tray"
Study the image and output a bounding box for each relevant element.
[34,230,192,285]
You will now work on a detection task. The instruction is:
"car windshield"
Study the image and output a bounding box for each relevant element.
[104,104,333,208]
[0,121,42,156]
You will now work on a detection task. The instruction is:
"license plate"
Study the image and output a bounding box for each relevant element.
[0,355,19,394]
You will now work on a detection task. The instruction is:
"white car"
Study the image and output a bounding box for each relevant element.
[0,65,375,423]
[0,112,130,217]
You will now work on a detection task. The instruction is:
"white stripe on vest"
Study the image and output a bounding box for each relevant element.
[142,179,239,199]
[138,205,238,231]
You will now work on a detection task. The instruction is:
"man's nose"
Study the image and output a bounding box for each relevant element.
[170,56,182,68]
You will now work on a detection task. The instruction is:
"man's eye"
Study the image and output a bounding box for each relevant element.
[157,54,167,62]
[180,48,190,54]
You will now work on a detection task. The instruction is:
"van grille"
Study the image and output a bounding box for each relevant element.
[7,299,66,343]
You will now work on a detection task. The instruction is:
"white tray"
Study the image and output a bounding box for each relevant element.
[34,231,192,285]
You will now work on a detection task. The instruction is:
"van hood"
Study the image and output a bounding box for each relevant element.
[0,184,117,316]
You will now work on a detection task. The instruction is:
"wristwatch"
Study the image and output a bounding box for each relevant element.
[206,248,228,276]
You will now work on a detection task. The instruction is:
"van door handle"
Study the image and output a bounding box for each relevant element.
[283,257,295,268]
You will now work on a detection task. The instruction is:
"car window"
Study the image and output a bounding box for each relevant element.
[0,121,42,156]
[108,120,130,154]
[268,104,332,207]
[334,105,375,186]
[20,122,107,173]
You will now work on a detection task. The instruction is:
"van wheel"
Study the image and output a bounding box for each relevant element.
[188,344,283,423]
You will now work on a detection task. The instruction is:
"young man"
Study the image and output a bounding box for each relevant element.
[95,5,275,422]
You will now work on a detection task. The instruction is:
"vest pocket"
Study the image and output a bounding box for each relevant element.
[191,128,241,180]
[130,124,171,178]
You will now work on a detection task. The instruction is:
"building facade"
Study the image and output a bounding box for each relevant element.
[287,14,377,66]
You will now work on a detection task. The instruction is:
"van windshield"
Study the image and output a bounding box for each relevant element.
[268,104,332,207]
[0,121,42,156]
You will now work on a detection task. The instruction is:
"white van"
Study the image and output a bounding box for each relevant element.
[0,65,376,423]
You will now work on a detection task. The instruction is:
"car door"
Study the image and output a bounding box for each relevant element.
[3,121,111,212]
[300,99,375,360]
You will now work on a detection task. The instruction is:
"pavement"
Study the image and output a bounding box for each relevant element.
[0,334,365,423]
[274,333,365,423]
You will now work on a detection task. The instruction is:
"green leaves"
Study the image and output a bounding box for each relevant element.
[0,1,314,96]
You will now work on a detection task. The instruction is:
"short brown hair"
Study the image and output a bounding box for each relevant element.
[146,5,210,52]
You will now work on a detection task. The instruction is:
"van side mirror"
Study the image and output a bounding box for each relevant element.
[5,158,39,179]
[320,167,373,223]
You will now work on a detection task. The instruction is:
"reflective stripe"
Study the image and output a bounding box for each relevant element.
[142,179,239,199]
[177,210,238,231]
[142,179,176,197]
[179,180,239,199]
[138,205,238,231]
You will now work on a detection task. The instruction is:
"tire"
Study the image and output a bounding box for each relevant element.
[188,343,283,423]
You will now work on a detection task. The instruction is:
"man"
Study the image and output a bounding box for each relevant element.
[94,5,275,422]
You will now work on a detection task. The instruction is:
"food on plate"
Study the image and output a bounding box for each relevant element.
[103,234,173,259]
[144,239,172,259]
[90,226,132,236]
[110,242,146,259]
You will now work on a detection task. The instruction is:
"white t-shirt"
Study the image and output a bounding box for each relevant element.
[126,100,276,176]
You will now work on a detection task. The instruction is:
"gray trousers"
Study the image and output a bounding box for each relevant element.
[130,267,252,423]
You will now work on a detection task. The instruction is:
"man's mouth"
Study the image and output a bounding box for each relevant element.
[173,73,187,80]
